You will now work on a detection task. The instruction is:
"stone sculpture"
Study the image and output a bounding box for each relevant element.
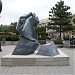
[12,12,39,55]
[12,12,59,56]
[37,41,59,56]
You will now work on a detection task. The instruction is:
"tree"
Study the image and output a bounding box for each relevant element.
[49,0,72,39]
[72,18,75,24]
[36,26,46,40]
[9,22,17,33]
[0,24,11,32]
[72,18,75,35]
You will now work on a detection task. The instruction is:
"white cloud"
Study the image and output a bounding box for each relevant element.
[0,0,74,25]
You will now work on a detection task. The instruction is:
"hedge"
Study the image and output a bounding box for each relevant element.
[0,35,19,41]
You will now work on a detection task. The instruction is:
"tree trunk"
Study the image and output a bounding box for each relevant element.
[59,25,61,40]
[0,37,2,51]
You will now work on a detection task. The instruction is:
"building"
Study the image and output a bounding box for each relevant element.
[39,15,75,40]
[71,14,75,26]
[39,18,51,27]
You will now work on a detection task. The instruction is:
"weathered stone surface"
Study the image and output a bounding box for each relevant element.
[37,41,59,56]
[12,12,59,56]
[12,12,39,55]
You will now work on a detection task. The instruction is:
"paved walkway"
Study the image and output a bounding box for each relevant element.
[0,45,75,75]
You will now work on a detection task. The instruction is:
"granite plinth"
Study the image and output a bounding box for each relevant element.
[1,49,69,66]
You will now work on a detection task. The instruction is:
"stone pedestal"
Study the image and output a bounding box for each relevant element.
[1,49,69,66]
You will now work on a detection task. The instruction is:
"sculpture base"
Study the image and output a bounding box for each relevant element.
[1,49,69,66]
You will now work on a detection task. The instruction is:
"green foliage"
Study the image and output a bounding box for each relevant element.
[9,22,17,33]
[36,26,46,40]
[63,35,69,40]
[0,22,19,41]
[71,22,75,35]
[0,22,19,34]
[0,35,19,41]
[60,25,75,33]
[0,25,11,32]
[49,0,72,39]
[47,25,60,31]
[72,18,75,24]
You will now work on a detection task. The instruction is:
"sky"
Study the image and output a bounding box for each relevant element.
[0,0,74,25]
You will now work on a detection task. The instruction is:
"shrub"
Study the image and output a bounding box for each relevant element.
[63,38,69,40]
[0,35,19,41]
[36,26,46,40]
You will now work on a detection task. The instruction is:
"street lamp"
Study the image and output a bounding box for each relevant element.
[0,0,2,52]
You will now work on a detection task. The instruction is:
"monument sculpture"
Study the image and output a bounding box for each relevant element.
[12,12,59,56]
[12,12,39,55]
[1,12,69,66]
